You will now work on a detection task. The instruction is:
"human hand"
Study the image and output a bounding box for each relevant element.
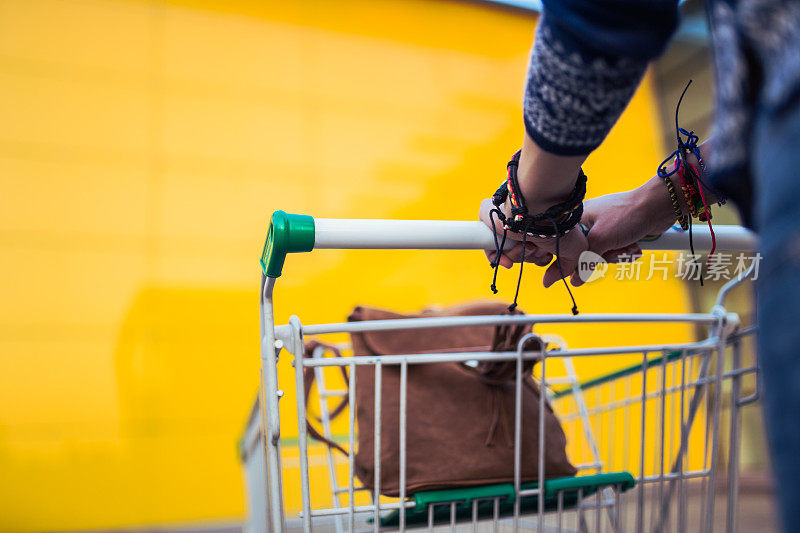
[580,140,715,269]
[578,176,679,281]
[479,197,589,287]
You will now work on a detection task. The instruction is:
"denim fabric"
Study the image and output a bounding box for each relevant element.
[753,93,800,533]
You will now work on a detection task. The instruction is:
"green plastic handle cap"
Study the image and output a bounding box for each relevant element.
[260,211,315,278]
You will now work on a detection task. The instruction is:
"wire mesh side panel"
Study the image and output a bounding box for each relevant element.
[550,329,757,533]
[287,325,755,533]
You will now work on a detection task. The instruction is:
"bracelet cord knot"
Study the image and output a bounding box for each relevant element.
[488,150,585,315]
[656,80,726,284]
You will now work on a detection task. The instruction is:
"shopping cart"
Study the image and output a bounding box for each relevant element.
[243,211,759,532]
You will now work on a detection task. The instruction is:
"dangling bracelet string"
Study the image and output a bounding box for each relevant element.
[657,79,727,286]
[686,160,717,258]
[507,218,533,312]
[488,207,508,294]
[547,214,579,315]
[488,151,584,315]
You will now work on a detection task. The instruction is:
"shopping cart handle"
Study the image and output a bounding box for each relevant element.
[260,211,315,277]
[260,211,758,277]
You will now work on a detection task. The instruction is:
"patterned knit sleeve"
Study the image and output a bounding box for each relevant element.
[524,2,680,156]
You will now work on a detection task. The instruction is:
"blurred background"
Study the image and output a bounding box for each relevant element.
[0,0,770,531]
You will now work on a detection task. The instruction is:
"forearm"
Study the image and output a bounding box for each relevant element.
[517,2,679,214]
[517,133,586,214]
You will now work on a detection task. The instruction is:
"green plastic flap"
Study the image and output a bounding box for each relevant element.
[541,472,635,495]
[379,472,636,528]
[260,211,315,278]
[412,483,516,508]
[408,472,634,510]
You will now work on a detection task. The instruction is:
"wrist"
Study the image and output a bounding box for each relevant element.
[517,134,586,214]
[494,150,586,238]
[636,174,685,230]
[517,163,581,215]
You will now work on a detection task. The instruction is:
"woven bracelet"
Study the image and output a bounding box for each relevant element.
[659,172,689,230]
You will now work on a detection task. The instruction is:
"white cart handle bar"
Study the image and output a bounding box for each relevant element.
[260,211,758,278]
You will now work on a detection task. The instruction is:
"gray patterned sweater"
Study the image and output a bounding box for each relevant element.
[526,0,800,227]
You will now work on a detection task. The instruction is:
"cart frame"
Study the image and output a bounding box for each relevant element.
[249,212,759,533]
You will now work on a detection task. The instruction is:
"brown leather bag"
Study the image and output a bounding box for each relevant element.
[304,302,576,497]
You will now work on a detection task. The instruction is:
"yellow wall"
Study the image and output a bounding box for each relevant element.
[0,0,690,531]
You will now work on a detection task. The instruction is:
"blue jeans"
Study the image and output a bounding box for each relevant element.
[753,94,800,533]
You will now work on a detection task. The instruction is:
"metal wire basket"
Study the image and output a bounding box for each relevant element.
[242,212,758,533]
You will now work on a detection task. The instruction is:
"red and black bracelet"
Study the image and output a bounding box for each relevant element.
[487,150,586,315]
[491,151,587,238]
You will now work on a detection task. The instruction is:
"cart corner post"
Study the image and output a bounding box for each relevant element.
[259,274,285,532]
[258,211,315,532]
[261,210,316,278]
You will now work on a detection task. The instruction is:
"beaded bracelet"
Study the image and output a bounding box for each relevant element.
[656,79,722,265]
[659,172,689,230]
